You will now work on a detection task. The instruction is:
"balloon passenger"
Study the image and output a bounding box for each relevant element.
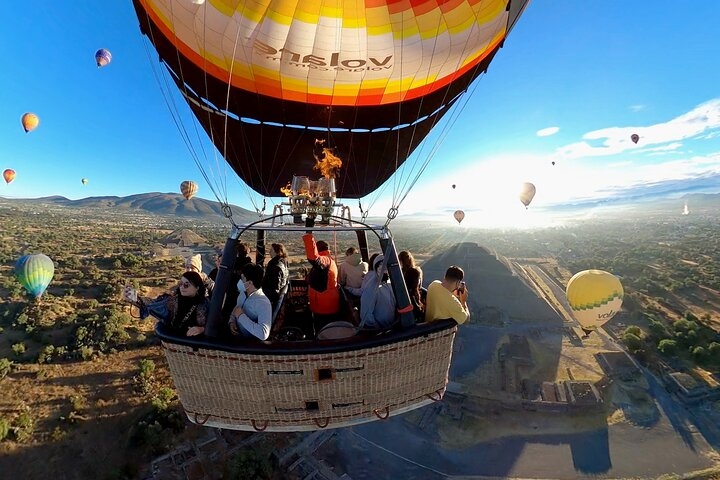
[303,222,340,322]
[339,247,368,291]
[229,263,273,340]
[398,250,425,320]
[425,266,470,325]
[184,254,213,294]
[126,271,208,337]
[262,243,289,321]
[359,255,397,330]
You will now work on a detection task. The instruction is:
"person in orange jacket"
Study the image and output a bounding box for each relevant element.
[302,230,340,319]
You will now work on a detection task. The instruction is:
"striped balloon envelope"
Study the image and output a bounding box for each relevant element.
[15,254,55,299]
[566,269,623,332]
[180,180,199,200]
[132,0,529,198]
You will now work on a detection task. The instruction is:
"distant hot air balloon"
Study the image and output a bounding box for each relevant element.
[519,182,536,208]
[95,48,112,67]
[630,133,639,144]
[180,180,198,200]
[452,184,456,190]
[81,178,89,185]
[15,254,55,299]
[551,161,556,166]
[21,113,39,133]
[453,210,465,224]
[566,269,623,334]
[3,169,16,184]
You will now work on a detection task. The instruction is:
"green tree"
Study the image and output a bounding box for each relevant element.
[623,333,643,353]
[658,339,677,355]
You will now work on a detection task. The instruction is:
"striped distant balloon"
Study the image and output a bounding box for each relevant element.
[15,254,55,299]
[180,180,198,200]
[95,48,112,67]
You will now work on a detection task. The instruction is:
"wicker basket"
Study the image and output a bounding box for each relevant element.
[161,322,457,432]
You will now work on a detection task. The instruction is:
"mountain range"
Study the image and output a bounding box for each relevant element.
[0,192,257,222]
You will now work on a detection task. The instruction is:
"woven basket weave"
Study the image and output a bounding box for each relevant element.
[162,324,457,431]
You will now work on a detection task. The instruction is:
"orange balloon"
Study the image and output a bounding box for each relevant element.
[3,169,16,184]
[21,113,39,133]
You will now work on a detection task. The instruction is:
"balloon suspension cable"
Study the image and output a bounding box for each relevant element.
[140,10,228,209]
[358,199,369,222]
[384,207,399,228]
[143,6,265,218]
[382,12,496,221]
[255,198,267,218]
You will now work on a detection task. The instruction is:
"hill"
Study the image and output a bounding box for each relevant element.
[0,192,256,221]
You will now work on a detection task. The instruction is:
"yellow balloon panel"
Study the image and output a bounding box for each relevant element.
[566,269,623,331]
[139,0,510,105]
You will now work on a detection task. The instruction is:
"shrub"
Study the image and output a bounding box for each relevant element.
[624,325,642,338]
[13,412,34,442]
[11,343,26,357]
[0,358,12,380]
[0,418,10,441]
[658,339,677,355]
[623,333,643,353]
[224,450,273,480]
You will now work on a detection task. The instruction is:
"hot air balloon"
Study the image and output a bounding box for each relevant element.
[3,169,15,184]
[81,178,89,185]
[133,0,531,433]
[21,113,39,133]
[519,182,536,208]
[180,180,198,200]
[452,184,456,190]
[566,270,623,334]
[453,210,465,224]
[95,48,112,67]
[15,254,55,300]
[630,133,639,144]
[133,1,529,199]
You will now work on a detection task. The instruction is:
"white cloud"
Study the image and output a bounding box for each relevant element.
[555,98,720,161]
[536,126,560,137]
[639,142,683,153]
[630,105,645,112]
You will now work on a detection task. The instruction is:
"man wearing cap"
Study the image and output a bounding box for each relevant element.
[302,229,340,322]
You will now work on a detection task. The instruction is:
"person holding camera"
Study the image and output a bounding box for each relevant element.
[424,265,470,325]
[123,271,208,337]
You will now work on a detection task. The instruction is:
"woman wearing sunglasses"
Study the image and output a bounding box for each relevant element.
[125,271,208,337]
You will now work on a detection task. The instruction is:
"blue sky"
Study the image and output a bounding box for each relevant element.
[2,1,719,227]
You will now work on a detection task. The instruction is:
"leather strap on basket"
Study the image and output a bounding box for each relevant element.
[314,417,330,428]
[426,389,444,402]
[251,419,269,432]
[373,406,390,419]
[194,413,210,425]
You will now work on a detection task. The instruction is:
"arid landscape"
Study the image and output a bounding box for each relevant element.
[1,194,719,479]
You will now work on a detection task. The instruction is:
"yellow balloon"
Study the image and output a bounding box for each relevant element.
[566,269,623,332]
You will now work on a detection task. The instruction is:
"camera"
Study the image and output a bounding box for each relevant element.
[123,285,138,303]
[457,281,466,294]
